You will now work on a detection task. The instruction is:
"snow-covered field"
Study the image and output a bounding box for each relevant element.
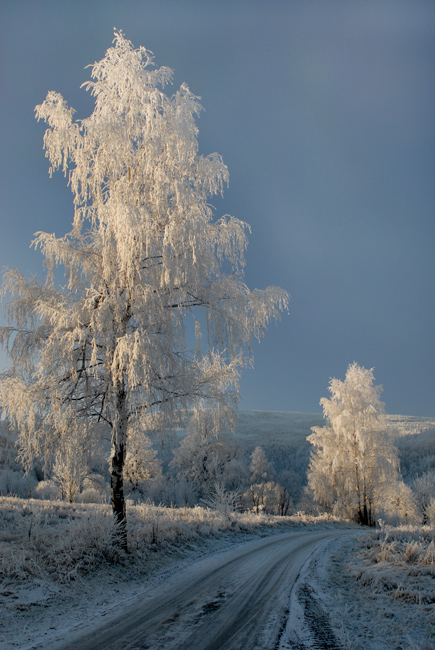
[1,496,434,649]
[2,411,435,649]
[0,496,348,649]
[335,525,435,648]
[279,526,435,650]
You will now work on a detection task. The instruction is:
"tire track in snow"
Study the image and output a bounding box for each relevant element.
[51,529,352,650]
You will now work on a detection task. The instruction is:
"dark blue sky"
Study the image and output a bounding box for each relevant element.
[1,1,434,416]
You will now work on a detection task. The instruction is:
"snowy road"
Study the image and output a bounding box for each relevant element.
[54,529,351,650]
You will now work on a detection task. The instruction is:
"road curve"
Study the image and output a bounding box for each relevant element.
[56,529,350,650]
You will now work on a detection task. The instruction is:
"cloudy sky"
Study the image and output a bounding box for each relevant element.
[1,1,434,416]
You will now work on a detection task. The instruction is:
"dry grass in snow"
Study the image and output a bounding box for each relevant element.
[0,497,344,585]
[0,500,121,584]
[354,524,435,605]
[325,525,435,649]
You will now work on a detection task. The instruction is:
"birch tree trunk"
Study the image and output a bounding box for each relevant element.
[111,381,128,550]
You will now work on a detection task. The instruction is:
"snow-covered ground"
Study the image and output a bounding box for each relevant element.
[0,496,350,649]
[280,527,435,650]
[2,409,435,649]
[2,497,434,649]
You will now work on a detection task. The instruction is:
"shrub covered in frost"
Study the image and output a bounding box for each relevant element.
[76,488,105,504]
[0,498,120,582]
[33,480,61,501]
[0,469,36,498]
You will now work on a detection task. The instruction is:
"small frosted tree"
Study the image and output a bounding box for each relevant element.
[307,362,400,526]
[412,472,435,524]
[241,481,291,515]
[51,419,104,503]
[249,446,274,483]
[122,422,162,500]
[0,32,288,547]
[379,480,418,525]
[171,408,240,497]
[52,434,89,503]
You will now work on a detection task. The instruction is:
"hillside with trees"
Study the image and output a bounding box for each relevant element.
[1,404,434,526]
[0,34,434,533]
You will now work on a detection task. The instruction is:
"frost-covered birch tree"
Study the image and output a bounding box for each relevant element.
[249,446,274,483]
[170,408,241,498]
[0,32,288,546]
[307,362,399,526]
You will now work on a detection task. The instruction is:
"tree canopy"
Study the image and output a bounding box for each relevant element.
[0,31,288,545]
[307,362,399,525]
